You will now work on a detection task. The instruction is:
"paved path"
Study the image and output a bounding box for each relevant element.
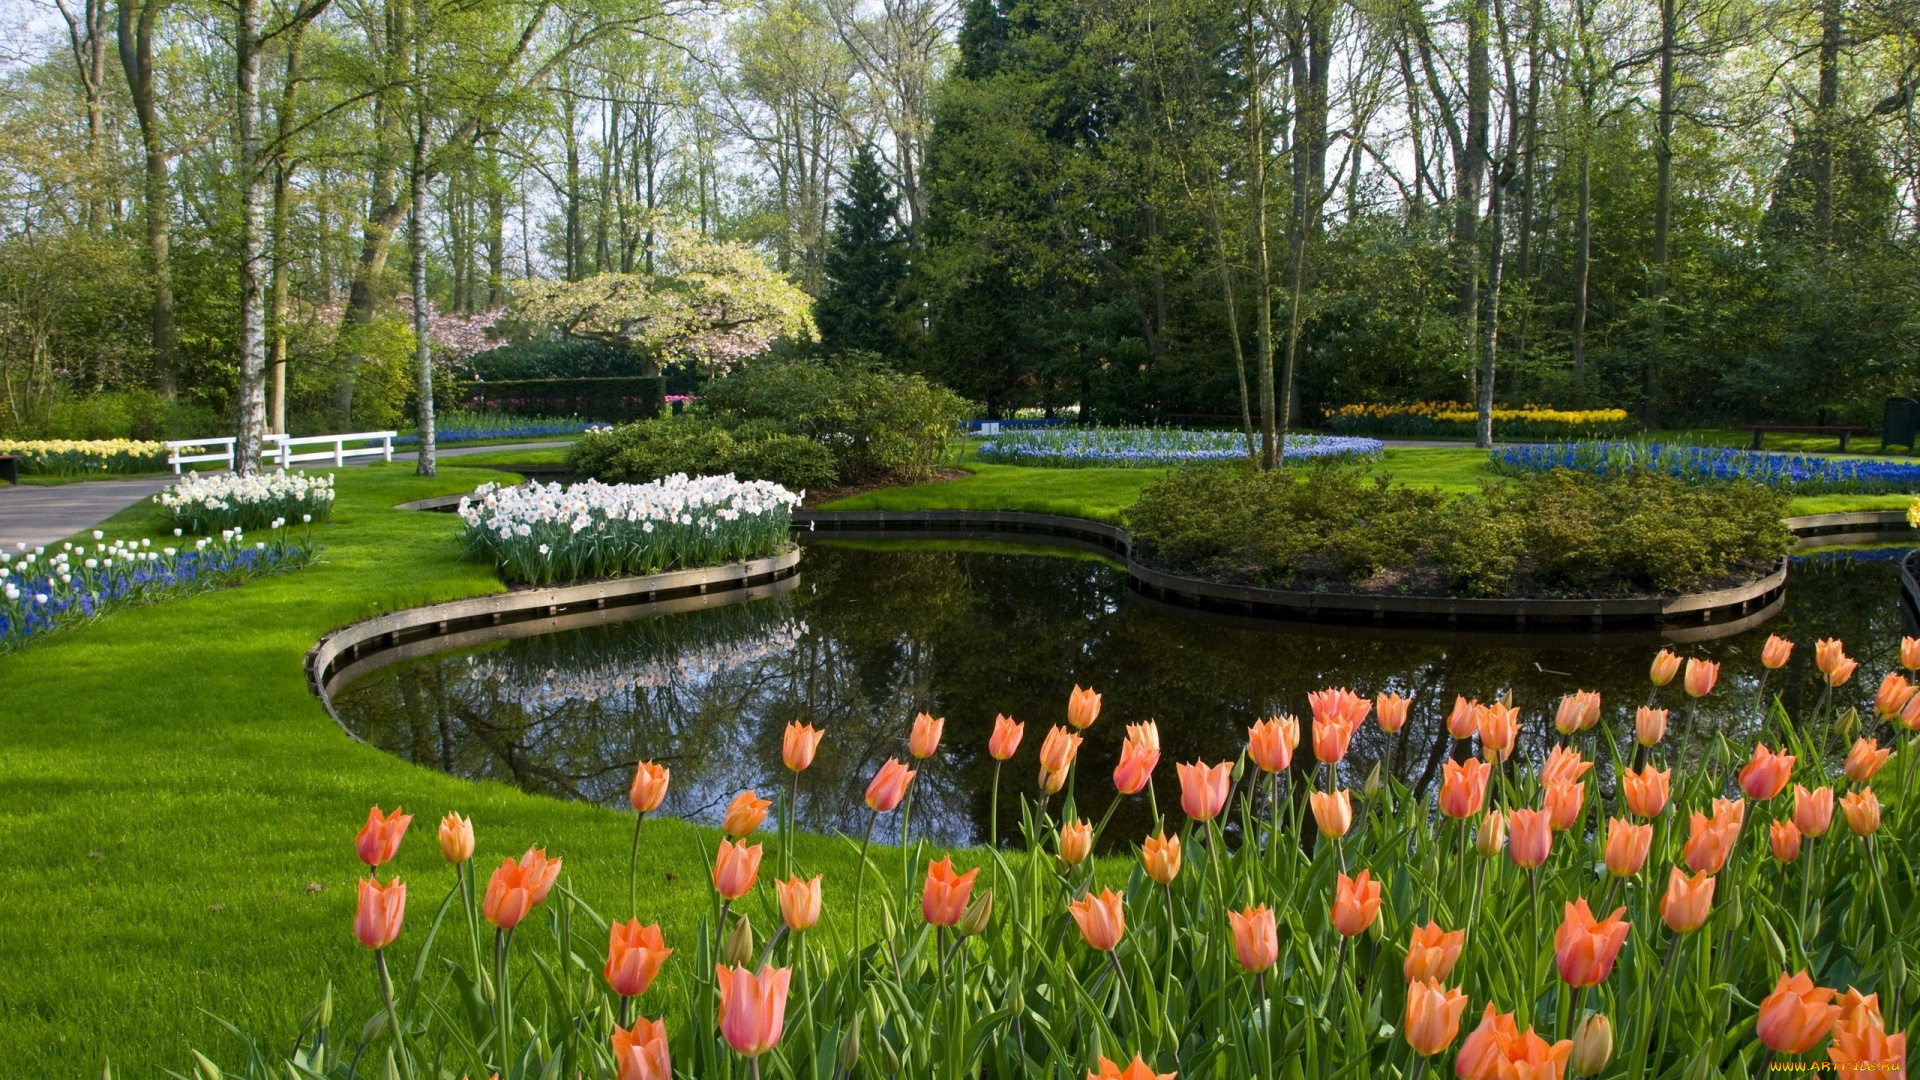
[0,440,573,550]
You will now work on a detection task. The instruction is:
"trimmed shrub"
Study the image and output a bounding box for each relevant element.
[568,418,838,492]
[462,376,664,422]
[464,338,641,380]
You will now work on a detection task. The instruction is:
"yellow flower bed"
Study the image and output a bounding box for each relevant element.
[0,438,173,475]
[1327,402,1632,438]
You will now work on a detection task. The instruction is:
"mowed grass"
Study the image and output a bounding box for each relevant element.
[0,464,896,1079]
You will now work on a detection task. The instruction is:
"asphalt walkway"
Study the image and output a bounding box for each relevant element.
[0,441,571,550]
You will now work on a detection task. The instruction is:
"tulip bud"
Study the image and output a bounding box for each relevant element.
[1571,1013,1613,1077]
[957,889,994,936]
[837,1015,861,1072]
[723,913,755,967]
[1363,761,1383,800]
[1474,811,1506,857]
[1834,707,1858,737]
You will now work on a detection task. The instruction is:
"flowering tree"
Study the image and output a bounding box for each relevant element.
[506,231,815,374]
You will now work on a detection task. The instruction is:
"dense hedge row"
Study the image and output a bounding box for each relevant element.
[1127,464,1793,598]
[461,376,664,421]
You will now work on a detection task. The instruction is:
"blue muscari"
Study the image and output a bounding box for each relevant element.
[0,541,310,649]
[977,428,1384,468]
[1490,441,1920,495]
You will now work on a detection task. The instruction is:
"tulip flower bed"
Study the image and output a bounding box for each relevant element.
[976,427,1383,468]
[458,474,802,585]
[204,637,1917,1080]
[1490,441,1920,495]
[0,524,316,649]
[0,437,173,474]
[1327,402,1635,440]
[154,470,337,533]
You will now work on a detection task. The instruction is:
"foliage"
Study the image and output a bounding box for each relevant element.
[153,471,337,533]
[465,339,646,381]
[1490,442,1920,495]
[0,438,173,475]
[977,428,1383,468]
[816,145,909,361]
[567,417,839,491]
[1128,464,1792,597]
[1327,402,1636,440]
[457,475,800,584]
[462,377,666,422]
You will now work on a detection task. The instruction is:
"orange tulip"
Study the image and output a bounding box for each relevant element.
[1067,684,1102,730]
[921,857,978,927]
[1403,920,1466,983]
[1545,780,1585,832]
[1331,869,1382,937]
[988,714,1024,760]
[438,813,474,863]
[483,847,562,930]
[1229,904,1278,972]
[1902,691,1920,732]
[775,875,821,932]
[1404,978,1469,1057]
[1622,766,1671,819]
[1713,796,1746,833]
[1058,819,1092,866]
[1815,637,1847,675]
[1439,758,1491,819]
[355,805,412,868]
[1660,867,1716,932]
[715,963,791,1057]
[1769,820,1803,864]
[1649,649,1682,687]
[908,712,945,759]
[1682,812,1738,875]
[1834,987,1883,1041]
[1176,760,1232,823]
[1508,807,1552,869]
[353,877,406,949]
[1477,701,1519,763]
[1874,672,1917,719]
[1827,654,1859,687]
[1475,810,1506,857]
[782,723,823,772]
[1310,788,1353,838]
[711,838,762,901]
[1377,692,1411,733]
[1085,1055,1175,1080]
[1794,784,1835,837]
[722,791,772,838]
[611,1015,672,1080]
[1904,636,1920,671]
[1456,1004,1572,1080]
[1039,763,1068,794]
[1683,657,1719,698]
[1311,713,1356,765]
[1554,898,1630,987]
[605,920,672,997]
[1309,686,1372,729]
[1038,725,1083,774]
[1554,690,1601,735]
[1541,745,1592,788]
[1829,1025,1906,1077]
[630,761,670,813]
[1501,1029,1576,1080]
[864,757,917,813]
[1140,831,1181,885]
[1604,818,1652,877]
[1840,788,1880,836]
[1247,716,1294,773]
[1113,735,1160,795]
[1762,634,1794,670]
[1126,720,1162,753]
[1635,706,1668,747]
[1447,695,1480,739]
[1843,737,1891,782]
[1756,970,1841,1054]
[1737,743,1795,801]
[1068,887,1126,950]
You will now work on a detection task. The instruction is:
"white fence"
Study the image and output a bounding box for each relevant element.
[166,431,397,473]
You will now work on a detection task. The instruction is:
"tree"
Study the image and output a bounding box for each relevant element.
[816,145,909,358]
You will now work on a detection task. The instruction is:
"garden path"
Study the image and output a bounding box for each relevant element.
[0,441,573,549]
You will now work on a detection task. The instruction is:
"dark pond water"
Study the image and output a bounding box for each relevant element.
[331,540,1914,848]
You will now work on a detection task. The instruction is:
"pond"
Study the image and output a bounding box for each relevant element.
[330,539,1913,849]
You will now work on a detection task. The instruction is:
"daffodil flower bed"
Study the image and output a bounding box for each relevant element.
[199,639,1914,1080]
[1327,402,1635,440]
[458,474,802,585]
[153,470,336,533]
[0,437,173,475]
[976,427,1383,468]
[1491,442,1920,495]
[0,524,316,649]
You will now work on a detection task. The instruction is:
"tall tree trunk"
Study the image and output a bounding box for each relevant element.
[1571,148,1591,403]
[486,141,507,307]
[117,0,178,397]
[1811,0,1842,248]
[235,0,269,472]
[411,6,436,477]
[1280,0,1331,447]
[340,0,411,417]
[1459,0,1490,446]
[1648,0,1676,429]
[270,26,308,435]
[1248,0,1277,471]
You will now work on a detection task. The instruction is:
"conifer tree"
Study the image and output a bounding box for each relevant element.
[816,145,908,359]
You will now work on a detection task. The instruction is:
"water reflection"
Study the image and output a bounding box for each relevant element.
[331,541,1913,848]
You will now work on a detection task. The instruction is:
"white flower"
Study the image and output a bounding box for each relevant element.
[92,530,103,540]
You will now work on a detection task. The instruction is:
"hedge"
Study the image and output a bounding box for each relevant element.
[460,376,664,422]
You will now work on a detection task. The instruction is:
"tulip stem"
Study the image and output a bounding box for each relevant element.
[458,860,483,1002]
[852,810,878,959]
[1524,869,1541,1028]
[1632,931,1684,1076]
[493,927,514,1076]
[787,770,800,880]
[628,810,647,921]
[989,761,1002,851]
[900,785,915,913]
[374,947,409,1076]
[1408,1054,1427,1080]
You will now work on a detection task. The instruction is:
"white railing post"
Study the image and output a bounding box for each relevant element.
[382,433,393,462]
[334,438,345,467]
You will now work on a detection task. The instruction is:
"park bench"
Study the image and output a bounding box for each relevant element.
[1744,424,1867,452]
[0,455,17,485]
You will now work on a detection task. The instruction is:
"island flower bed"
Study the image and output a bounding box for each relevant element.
[1491,442,1920,495]
[458,473,801,584]
[1327,402,1635,440]
[153,470,336,533]
[1,524,315,649]
[976,426,1383,468]
[0,438,173,475]
[206,639,1910,1078]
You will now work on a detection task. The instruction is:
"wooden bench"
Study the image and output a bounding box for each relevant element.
[0,455,17,485]
[1745,424,1867,452]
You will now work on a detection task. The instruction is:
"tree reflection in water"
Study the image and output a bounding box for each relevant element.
[333,542,1910,849]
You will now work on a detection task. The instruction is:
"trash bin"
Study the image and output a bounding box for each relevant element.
[1883,398,1920,451]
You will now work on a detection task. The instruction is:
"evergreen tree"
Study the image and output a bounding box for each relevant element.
[816,146,908,359]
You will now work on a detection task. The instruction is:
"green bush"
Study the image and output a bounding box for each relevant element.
[465,338,640,380]
[568,418,838,491]
[1127,463,1792,598]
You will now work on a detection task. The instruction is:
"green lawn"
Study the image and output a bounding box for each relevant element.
[0,464,904,1079]
[449,445,572,467]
